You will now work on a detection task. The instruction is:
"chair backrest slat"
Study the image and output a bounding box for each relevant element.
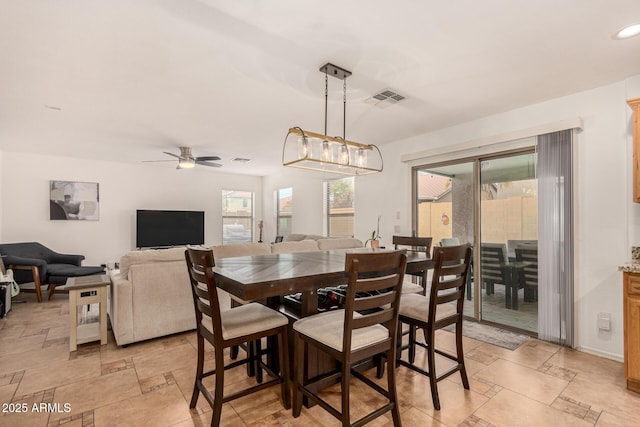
[354,291,396,312]
[393,236,432,257]
[515,246,538,286]
[352,310,395,330]
[480,243,507,283]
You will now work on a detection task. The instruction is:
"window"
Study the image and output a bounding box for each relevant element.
[277,187,293,236]
[326,177,354,237]
[222,190,254,244]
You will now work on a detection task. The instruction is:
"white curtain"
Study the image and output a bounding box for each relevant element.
[537,130,573,345]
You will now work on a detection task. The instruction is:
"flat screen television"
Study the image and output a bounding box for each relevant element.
[136,210,204,248]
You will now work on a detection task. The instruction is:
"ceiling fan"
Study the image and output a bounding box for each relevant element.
[144,147,222,169]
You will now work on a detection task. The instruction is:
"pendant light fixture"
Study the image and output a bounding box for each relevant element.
[282,63,383,175]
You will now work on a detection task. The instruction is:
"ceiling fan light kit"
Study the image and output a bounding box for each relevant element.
[282,63,383,176]
[144,146,223,169]
[178,157,196,169]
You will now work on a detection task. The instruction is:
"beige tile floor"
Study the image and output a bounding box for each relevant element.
[1,293,639,426]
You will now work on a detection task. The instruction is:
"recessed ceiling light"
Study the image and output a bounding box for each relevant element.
[612,23,640,40]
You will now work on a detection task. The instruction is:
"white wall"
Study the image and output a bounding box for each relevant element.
[262,169,325,243]
[262,74,640,360]
[1,152,263,266]
[0,150,3,243]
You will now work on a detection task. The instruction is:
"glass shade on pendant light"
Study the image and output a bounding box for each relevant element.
[282,127,383,176]
[298,136,310,159]
[321,140,331,161]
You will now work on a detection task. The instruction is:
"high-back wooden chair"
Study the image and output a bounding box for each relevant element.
[184,247,291,426]
[292,250,407,426]
[397,243,473,410]
[393,235,433,295]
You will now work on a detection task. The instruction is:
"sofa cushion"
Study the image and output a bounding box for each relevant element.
[317,238,363,251]
[119,247,186,277]
[283,234,323,241]
[271,240,319,254]
[211,242,271,259]
[283,234,306,242]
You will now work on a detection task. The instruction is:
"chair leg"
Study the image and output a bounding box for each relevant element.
[230,345,239,359]
[190,333,205,408]
[375,353,385,379]
[341,358,350,426]
[386,346,402,427]
[255,339,263,384]
[425,328,440,410]
[408,325,417,364]
[292,332,304,417]
[212,349,225,427]
[456,321,470,390]
[278,326,291,409]
[247,341,256,377]
[48,284,56,301]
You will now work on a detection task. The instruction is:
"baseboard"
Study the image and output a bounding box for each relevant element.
[576,345,624,363]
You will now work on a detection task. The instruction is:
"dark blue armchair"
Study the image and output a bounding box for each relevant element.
[0,242,104,302]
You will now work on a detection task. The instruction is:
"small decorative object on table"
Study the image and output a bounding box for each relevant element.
[365,215,382,248]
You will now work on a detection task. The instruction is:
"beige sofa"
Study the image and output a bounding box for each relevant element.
[108,238,364,346]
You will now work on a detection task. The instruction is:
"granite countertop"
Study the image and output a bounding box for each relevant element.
[619,262,640,273]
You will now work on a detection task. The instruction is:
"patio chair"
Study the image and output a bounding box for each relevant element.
[515,244,538,302]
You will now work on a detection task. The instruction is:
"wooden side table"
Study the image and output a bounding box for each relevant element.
[67,274,110,352]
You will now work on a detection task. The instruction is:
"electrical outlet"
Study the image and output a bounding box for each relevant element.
[394,225,400,233]
[597,312,611,331]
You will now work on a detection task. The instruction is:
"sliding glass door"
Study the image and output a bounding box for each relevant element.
[414,161,476,315]
[414,150,539,334]
[479,152,538,333]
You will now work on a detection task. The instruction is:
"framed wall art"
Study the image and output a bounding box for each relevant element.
[49,181,100,221]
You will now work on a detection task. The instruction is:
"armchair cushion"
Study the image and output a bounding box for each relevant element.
[47,264,105,277]
[49,253,84,266]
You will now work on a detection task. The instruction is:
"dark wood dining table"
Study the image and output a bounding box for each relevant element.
[213,248,433,405]
[213,248,434,318]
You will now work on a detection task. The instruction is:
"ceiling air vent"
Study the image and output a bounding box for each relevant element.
[365,89,406,108]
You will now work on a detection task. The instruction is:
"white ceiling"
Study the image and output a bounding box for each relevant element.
[1,0,640,176]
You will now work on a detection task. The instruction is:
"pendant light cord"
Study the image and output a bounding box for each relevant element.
[324,71,328,136]
[343,78,347,140]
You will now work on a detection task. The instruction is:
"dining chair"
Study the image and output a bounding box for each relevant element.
[397,243,473,410]
[292,250,407,426]
[184,247,291,426]
[393,235,433,295]
[211,242,271,363]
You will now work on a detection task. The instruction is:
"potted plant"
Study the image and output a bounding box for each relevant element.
[365,215,382,248]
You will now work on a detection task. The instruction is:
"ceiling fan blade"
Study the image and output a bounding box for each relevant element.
[195,156,221,161]
[163,152,182,159]
[142,160,175,163]
[195,160,222,168]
